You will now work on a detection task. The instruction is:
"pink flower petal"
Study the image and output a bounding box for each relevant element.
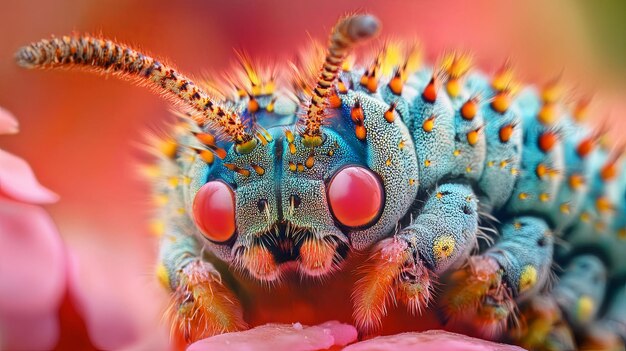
[343,330,525,351]
[0,107,19,135]
[187,321,358,351]
[0,198,66,315]
[0,149,59,204]
[0,311,59,350]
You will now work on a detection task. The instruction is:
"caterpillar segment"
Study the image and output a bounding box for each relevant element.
[16,13,626,350]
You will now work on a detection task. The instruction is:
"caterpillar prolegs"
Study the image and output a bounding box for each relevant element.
[16,13,626,350]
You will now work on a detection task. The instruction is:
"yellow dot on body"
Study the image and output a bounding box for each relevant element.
[487,161,494,167]
[539,193,550,202]
[500,160,508,169]
[433,235,456,261]
[519,265,538,293]
[576,295,595,322]
[560,203,570,214]
[409,178,416,186]
[466,166,472,173]
[156,263,170,289]
[580,212,591,222]
[424,159,431,167]
[436,192,443,199]
[385,158,392,166]
[453,149,461,157]
[518,192,528,200]
[149,220,165,237]
[513,221,522,230]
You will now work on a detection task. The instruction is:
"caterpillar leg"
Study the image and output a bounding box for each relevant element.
[445,217,554,337]
[158,227,246,342]
[352,183,479,331]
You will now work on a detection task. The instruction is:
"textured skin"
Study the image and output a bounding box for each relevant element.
[15,14,626,350]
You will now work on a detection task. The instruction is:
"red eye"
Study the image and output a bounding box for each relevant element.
[327,166,384,228]
[192,181,236,243]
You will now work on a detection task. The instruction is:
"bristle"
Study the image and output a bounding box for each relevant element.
[16,35,252,144]
[352,237,410,331]
[300,14,380,146]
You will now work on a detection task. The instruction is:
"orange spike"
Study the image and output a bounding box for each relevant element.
[535,164,547,179]
[194,132,217,146]
[194,149,215,164]
[466,128,481,146]
[499,124,514,143]
[351,101,365,123]
[329,88,342,108]
[366,70,378,93]
[422,76,437,103]
[538,131,558,153]
[422,115,435,133]
[384,103,397,123]
[576,137,595,158]
[251,164,265,176]
[247,96,260,113]
[355,125,367,140]
[360,69,370,86]
[388,69,403,95]
[337,81,348,94]
[491,91,510,113]
[460,98,478,120]
[305,154,315,169]
[601,160,618,181]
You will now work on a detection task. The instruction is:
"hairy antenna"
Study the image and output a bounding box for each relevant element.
[15,35,254,148]
[301,14,381,147]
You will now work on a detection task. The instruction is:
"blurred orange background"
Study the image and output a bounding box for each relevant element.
[1,0,625,349]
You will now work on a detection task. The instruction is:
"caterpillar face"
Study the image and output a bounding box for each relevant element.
[15,12,626,350]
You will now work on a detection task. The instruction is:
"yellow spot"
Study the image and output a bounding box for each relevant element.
[285,130,295,143]
[424,159,431,167]
[433,235,456,261]
[580,212,591,223]
[149,220,165,237]
[302,135,323,148]
[355,125,367,140]
[158,138,178,158]
[446,78,461,98]
[327,149,334,157]
[500,160,508,169]
[296,163,304,172]
[156,263,170,289]
[289,162,296,171]
[560,203,571,214]
[153,194,169,207]
[167,176,179,188]
[518,192,528,200]
[569,173,585,190]
[465,166,472,173]
[487,161,494,167]
[513,221,522,230]
[398,139,406,150]
[519,265,538,293]
[235,138,258,155]
[576,295,595,322]
[177,207,186,215]
[385,158,392,166]
[539,193,550,202]
[436,192,443,199]
[453,149,461,157]
[289,143,297,155]
[510,168,518,176]
[538,102,557,125]
[409,178,416,186]
[594,221,606,232]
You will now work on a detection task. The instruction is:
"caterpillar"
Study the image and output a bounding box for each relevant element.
[15,13,626,350]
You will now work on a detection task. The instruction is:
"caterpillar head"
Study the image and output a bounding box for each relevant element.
[184,14,419,280]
